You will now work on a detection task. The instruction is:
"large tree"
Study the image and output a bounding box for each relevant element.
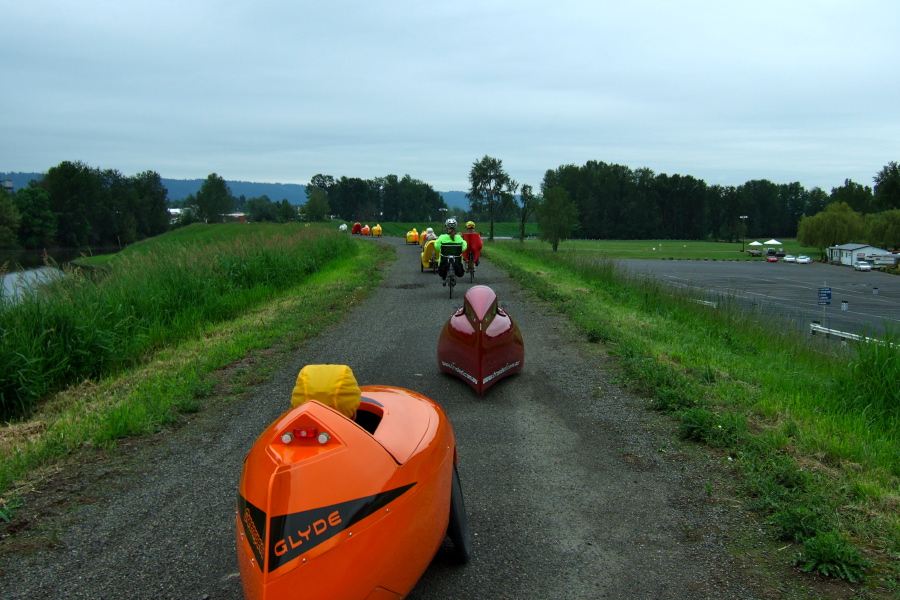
[536,186,579,251]
[14,186,56,247]
[866,209,900,250]
[797,202,865,257]
[830,179,874,214]
[873,161,900,212]
[518,184,536,243]
[128,170,171,238]
[278,199,297,222]
[0,187,21,248]
[195,173,234,223]
[304,188,330,222]
[467,155,517,241]
[246,195,279,222]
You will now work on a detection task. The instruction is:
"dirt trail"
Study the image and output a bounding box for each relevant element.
[1,236,775,599]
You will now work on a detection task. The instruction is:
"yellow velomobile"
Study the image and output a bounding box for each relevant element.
[421,240,438,273]
[406,228,419,244]
[372,224,383,237]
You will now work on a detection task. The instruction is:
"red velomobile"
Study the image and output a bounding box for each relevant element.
[437,285,524,396]
[351,222,362,235]
[236,365,470,600]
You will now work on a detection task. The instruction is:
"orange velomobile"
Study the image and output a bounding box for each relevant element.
[236,365,471,600]
[437,285,524,396]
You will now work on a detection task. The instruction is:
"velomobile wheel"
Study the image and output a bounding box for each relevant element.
[421,263,424,272]
[447,465,471,563]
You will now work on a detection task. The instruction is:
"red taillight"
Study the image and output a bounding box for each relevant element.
[294,427,318,439]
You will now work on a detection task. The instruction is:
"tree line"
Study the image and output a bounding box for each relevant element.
[303,174,447,223]
[1,160,171,249]
[462,156,900,251]
[3,158,898,252]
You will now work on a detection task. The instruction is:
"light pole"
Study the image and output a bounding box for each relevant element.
[739,215,748,252]
[438,207,447,228]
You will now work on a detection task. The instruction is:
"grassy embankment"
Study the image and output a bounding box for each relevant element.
[0,223,389,510]
[486,240,898,592]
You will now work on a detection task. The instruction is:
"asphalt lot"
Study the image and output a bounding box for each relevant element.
[617,258,900,339]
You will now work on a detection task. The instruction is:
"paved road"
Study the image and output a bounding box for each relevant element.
[0,237,762,600]
[617,259,900,339]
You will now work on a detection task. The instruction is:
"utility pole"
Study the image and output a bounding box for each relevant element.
[739,215,748,252]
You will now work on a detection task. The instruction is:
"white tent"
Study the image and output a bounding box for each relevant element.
[764,239,782,245]
[748,241,762,246]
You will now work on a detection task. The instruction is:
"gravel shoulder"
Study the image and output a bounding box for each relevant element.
[0,237,846,599]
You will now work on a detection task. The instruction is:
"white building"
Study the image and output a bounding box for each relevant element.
[827,243,890,266]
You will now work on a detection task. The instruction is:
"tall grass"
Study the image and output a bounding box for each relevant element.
[486,241,900,582]
[0,226,355,420]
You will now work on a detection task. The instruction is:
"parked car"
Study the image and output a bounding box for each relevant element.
[783,255,796,263]
[854,261,873,271]
[795,255,812,264]
[766,256,779,263]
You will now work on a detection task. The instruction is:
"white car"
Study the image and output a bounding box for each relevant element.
[796,255,812,264]
[783,255,796,263]
[854,261,873,271]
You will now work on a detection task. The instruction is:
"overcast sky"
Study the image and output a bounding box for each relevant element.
[2,1,898,193]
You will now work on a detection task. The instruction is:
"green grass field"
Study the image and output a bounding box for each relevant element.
[539,238,821,260]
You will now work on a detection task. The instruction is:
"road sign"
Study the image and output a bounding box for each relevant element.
[818,301,831,306]
[818,287,832,300]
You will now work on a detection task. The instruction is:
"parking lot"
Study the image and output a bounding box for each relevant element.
[618,258,900,339]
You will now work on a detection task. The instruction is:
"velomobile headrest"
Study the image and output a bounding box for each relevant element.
[291,365,361,418]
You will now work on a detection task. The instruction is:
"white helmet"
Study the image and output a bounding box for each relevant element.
[445,218,457,230]
[426,227,433,233]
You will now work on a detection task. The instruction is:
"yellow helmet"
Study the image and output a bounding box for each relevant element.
[465,221,475,229]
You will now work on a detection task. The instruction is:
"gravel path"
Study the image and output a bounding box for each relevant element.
[0,236,762,600]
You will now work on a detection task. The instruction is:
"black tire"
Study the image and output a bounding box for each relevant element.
[447,464,471,563]
[421,263,424,273]
[449,276,454,298]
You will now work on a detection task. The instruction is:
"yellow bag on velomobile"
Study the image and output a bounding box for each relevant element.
[290,364,361,418]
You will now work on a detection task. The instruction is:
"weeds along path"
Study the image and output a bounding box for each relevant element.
[2,236,777,599]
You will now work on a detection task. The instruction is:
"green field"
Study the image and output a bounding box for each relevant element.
[535,238,821,260]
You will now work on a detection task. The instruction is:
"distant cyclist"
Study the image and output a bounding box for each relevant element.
[434,218,468,286]
[462,221,483,267]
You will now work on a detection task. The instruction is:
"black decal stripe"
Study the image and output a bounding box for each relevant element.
[345,482,416,527]
[237,495,267,572]
[267,483,416,572]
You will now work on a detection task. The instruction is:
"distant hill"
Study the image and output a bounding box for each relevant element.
[0,172,44,191]
[0,173,309,205]
[439,191,468,210]
[163,179,308,205]
[2,171,467,210]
